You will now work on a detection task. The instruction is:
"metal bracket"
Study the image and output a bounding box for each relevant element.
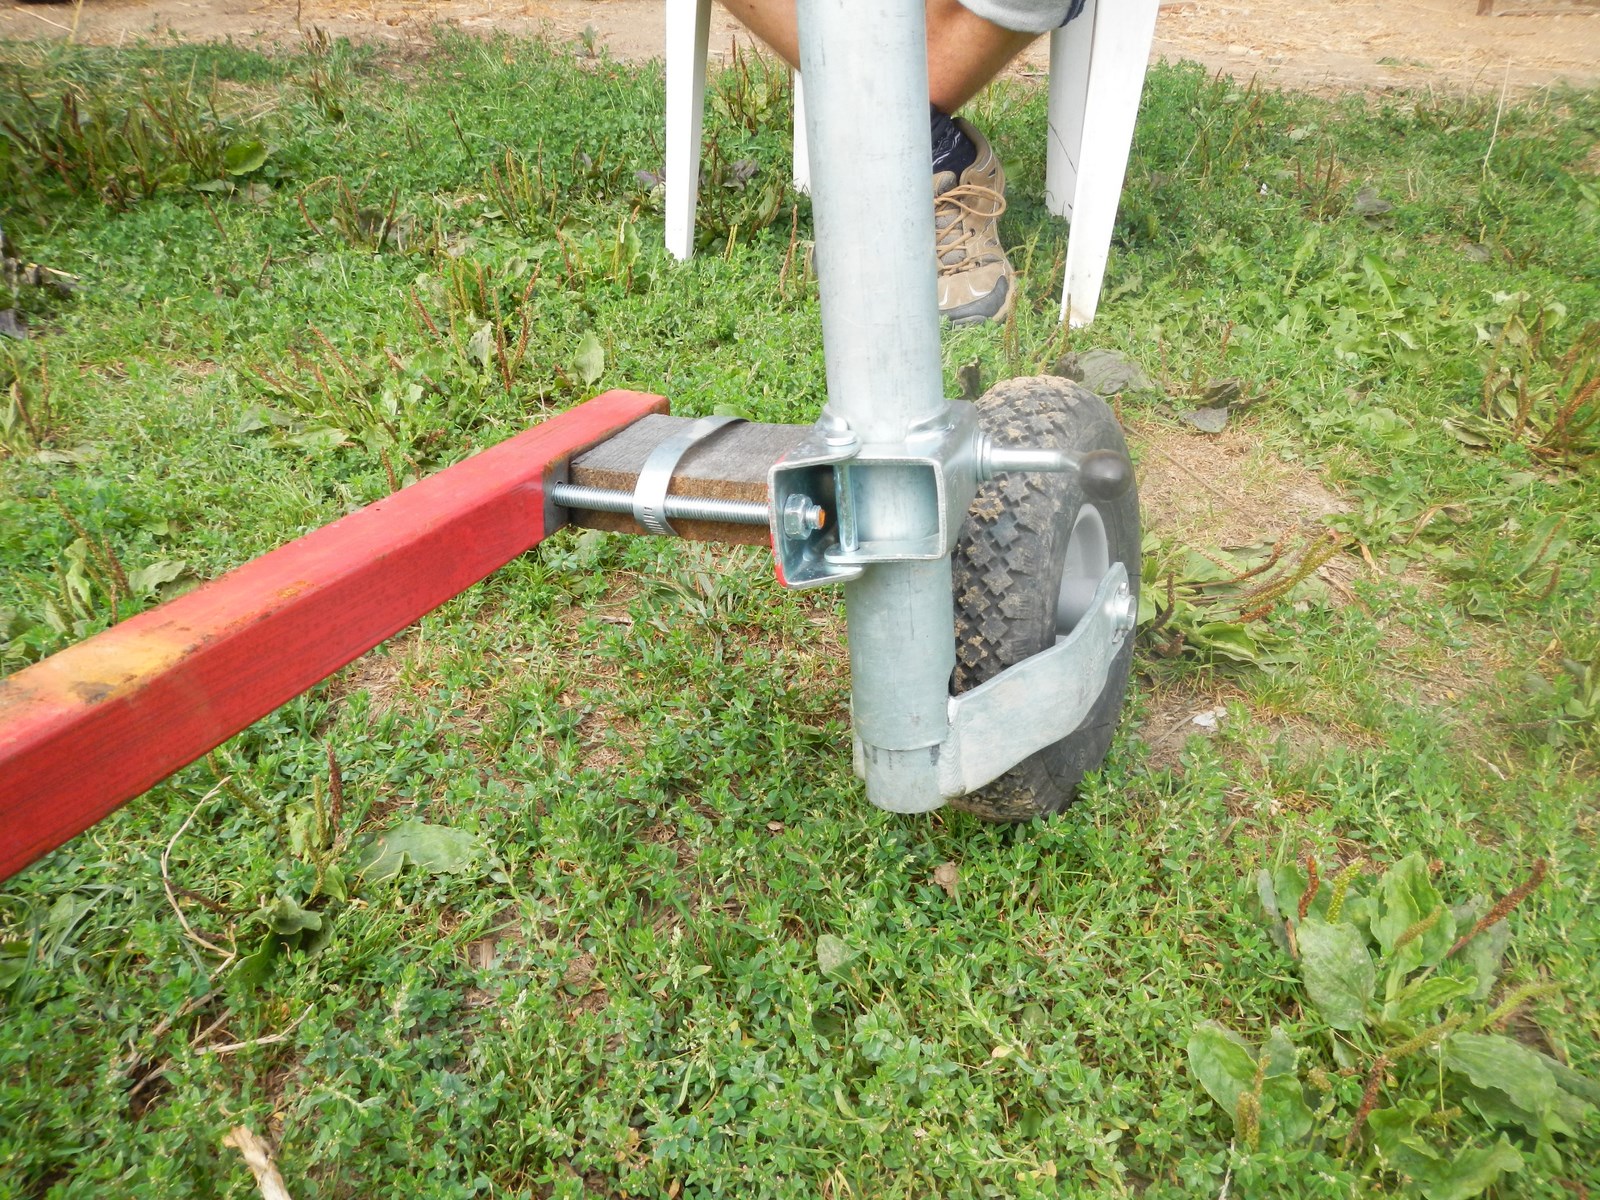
[766,429,861,589]
[823,402,982,566]
[934,563,1135,798]
[769,402,986,589]
[632,414,745,536]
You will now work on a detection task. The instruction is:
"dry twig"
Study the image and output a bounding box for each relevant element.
[161,783,237,962]
[197,1003,313,1056]
[222,1126,294,1200]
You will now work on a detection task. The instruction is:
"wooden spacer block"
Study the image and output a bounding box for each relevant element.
[568,414,812,545]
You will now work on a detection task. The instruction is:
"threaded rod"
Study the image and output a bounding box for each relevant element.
[549,482,770,527]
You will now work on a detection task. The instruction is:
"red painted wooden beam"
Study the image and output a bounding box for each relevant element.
[0,389,668,883]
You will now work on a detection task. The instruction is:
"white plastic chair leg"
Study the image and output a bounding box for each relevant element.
[792,72,811,195]
[1058,0,1159,326]
[665,0,713,261]
[1045,9,1094,218]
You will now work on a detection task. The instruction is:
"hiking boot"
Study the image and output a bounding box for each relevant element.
[934,120,1015,327]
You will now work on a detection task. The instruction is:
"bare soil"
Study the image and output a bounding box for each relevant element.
[4,0,1598,95]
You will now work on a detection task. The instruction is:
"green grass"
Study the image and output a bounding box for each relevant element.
[2,27,1598,1200]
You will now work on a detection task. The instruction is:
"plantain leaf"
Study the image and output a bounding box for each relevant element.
[1420,1137,1524,1200]
[222,139,269,175]
[1443,1033,1557,1119]
[573,330,605,386]
[1188,1021,1257,1113]
[1452,897,1512,1000]
[1297,917,1375,1030]
[1372,853,1455,972]
[356,820,488,881]
[1187,1022,1314,1146]
[258,894,322,936]
[1370,1103,1524,1200]
[1261,1026,1299,1078]
[815,934,860,980]
[1388,973,1477,1024]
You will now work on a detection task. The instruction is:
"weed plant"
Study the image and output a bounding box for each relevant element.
[1,29,1598,1199]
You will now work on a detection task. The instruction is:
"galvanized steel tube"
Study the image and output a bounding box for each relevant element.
[797,0,954,812]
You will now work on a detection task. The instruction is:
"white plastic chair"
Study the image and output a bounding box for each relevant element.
[664,0,1158,326]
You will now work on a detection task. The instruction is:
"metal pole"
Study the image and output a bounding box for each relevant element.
[796,0,954,812]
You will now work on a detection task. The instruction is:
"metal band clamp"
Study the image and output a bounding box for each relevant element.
[631,414,746,536]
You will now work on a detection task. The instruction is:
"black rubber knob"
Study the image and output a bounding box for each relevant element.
[1078,449,1134,501]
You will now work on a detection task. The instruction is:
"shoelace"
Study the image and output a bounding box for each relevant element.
[934,183,1007,275]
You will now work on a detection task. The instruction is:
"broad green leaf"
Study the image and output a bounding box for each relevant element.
[222,139,269,175]
[1457,1079,1545,1136]
[0,941,27,990]
[1372,853,1455,972]
[1371,1104,1524,1200]
[258,894,322,936]
[1369,1098,1443,1177]
[1419,1137,1523,1200]
[286,804,319,859]
[1551,1086,1597,1136]
[1542,1053,1600,1107]
[356,820,488,881]
[1261,1026,1299,1078]
[1272,862,1307,925]
[1388,974,1477,1024]
[1257,1075,1314,1146]
[1297,918,1375,1030]
[320,863,348,904]
[1190,621,1262,663]
[1188,1021,1258,1113]
[233,404,289,434]
[815,934,860,979]
[278,425,348,451]
[1342,892,1376,937]
[1443,1033,1558,1119]
[128,559,192,596]
[573,330,605,386]
[235,932,279,989]
[1186,1022,1312,1146]
[1451,898,1512,1000]
[466,322,495,370]
[1256,869,1281,920]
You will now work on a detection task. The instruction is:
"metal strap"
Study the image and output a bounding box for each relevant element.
[632,415,746,536]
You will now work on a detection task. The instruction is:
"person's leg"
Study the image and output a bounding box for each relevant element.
[715,0,1037,112]
[715,0,799,69]
[925,0,1036,111]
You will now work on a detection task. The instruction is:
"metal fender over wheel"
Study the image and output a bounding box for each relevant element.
[949,375,1141,821]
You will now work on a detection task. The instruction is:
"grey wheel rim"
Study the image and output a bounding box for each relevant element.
[1055,503,1110,637]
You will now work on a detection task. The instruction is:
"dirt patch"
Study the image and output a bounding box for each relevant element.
[558,950,609,1016]
[330,630,423,715]
[1130,667,1377,775]
[1131,674,1246,770]
[1128,416,1349,549]
[1376,566,1515,708]
[1150,0,1600,95]
[5,0,1597,95]
[462,906,524,1006]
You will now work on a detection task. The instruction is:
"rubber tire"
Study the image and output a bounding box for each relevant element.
[948,375,1141,821]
